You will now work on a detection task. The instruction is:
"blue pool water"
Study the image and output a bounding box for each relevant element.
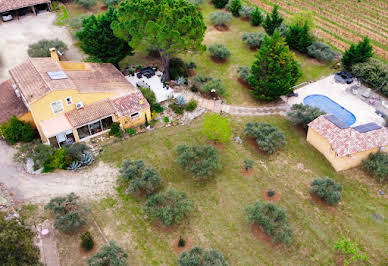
[303,94,356,126]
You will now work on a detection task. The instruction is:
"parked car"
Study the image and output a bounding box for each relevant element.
[1,12,13,22]
[335,71,353,84]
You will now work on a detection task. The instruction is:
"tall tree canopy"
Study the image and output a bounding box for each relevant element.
[76,7,132,65]
[248,31,302,101]
[342,37,373,69]
[263,5,283,35]
[112,0,207,80]
[285,22,313,54]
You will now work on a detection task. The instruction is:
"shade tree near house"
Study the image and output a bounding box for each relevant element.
[112,0,206,81]
[0,212,41,265]
[287,103,325,130]
[310,177,343,205]
[245,201,294,245]
[178,246,228,266]
[76,7,133,66]
[87,241,128,266]
[201,113,231,143]
[245,122,286,154]
[351,59,388,96]
[263,5,283,35]
[143,187,194,226]
[176,144,221,180]
[248,31,301,101]
[362,152,388,183]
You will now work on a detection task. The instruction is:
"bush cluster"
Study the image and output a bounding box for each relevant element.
[139,86,158,111]
[352,59,388,96]
[87,241,128,266]
[75,0,97,9]
[245,201,294,245]
[307,41,338,62]
[27,39,68,57]
[239,6,254,18]
[169,102,185,115]
[109,122,123,138]
[209,11,232,27]
[362,152,388,183]
[242,32,265,49]
[201,79,226,96]
[169,57,189,80]
[244,122,286,154]
[185,99,198,112]
[208,43,231,60]
[81,232,94,251]
[287,103,325,129]
[0,116,37,144]
[237,66,250,82]
[310,177,342,205]
[178,247,228,266]
[45,193,88,234]
[176,144,221,179]
[191,75,213,92]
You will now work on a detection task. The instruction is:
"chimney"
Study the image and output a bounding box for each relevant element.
[49,47,60,62]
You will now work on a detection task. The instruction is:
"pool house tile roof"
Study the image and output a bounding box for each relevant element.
[0,0,50,13]
[308,115,388,157]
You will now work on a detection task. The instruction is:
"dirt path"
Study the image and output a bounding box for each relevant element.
[0,142,117,203]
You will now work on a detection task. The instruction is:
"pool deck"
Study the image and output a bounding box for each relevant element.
[287,75,386,126]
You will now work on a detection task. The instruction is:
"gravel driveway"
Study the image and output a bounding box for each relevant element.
[0,141,117,203]
[0,12,84,82]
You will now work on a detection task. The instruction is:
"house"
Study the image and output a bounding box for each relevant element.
[0,0,51,16]
[307,114,388,171]
[2,48,150,147]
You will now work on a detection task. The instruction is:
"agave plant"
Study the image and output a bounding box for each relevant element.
[68,161,82,171]
[80,152,94,166]
[177,76,186,86]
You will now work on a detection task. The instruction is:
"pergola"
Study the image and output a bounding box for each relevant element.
[0,0,51,16]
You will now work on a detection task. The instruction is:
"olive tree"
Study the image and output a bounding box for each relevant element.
[119,159,145,182]
[178,246,228,266]
[287,103,325,129]
[310,177,343,205]
[127,167,162,195]
[245,122,286,154]
[27,39,68,57]
[87,241,128,266]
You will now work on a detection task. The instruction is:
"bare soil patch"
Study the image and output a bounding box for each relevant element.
[240,167,254,176]
[152,221,174,233]
[310,193,335,213]
[214,25,230,32]
[247,137,268,156]
[250,223,279,248]
[263,189,281,203]
[172,236,192,255]
[210,56,228,64]
[237,78,252,90]
[188,69,196,77]
[208,140,224,150]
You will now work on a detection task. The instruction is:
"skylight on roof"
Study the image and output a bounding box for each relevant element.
[47,71,68,80]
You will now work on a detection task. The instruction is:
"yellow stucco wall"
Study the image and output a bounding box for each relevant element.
[115,108,151,129]
[307,127,388,171]
[18,111,36,128]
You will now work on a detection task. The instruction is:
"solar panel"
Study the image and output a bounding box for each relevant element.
[353,122,381,133]
[47,71,68,80]
[325,114,349,129]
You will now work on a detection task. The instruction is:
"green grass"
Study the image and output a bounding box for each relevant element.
[54,5,70,26]
[94,115,387,265]
[120,1,335,106]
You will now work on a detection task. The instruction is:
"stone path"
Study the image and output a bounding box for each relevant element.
[181,91,289,116]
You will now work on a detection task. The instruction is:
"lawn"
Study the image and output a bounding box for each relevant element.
[120,1,336,106]
[95,115,387,265]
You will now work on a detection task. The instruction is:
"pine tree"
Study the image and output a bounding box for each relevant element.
[250,7,263,26]
[263,5,283,35]
[248,31,302,101]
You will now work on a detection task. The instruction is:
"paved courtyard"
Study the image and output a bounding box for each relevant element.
[288,75,386,126]
[0,12,84,82]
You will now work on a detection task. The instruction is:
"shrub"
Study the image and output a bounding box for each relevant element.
[45,193,88,234]
[342,37,373,70]
[0,212,41,265]
[239,6,254,18]
[362,152,388,183]
[127,167,162,195]
[352,59,388,95]
[242,32,265,49]
[334,237,369,266]
[176,95,186,105]
[208,43,231,60]
[209,11,232,27]
[0,116,36,144]
[109,122,123,137]
[244,159,253,171]
[119,159,145,182]
[178,247,228,266]
[139,86,157,110]
[144,187,193,226]
[81,232,94,251]
[169,102,185,115]
[267,190,276,197]
[169,57,189,80]
[237,66,250,82]
[43,147,67,172]
[126,128,136,135]
[102,0,120,6]
[191,75,213,92]
[245,122,286,154]
[27,39,68,57]
[201,113,231,143]
[64,143,89,161]
[307,41,338,62]
[14,140,55,170]
[263,5,283,35]
[285,22,313,54]
[230,0,242,16]
[87,241,128,266]
[287,103,325,129]
[201,79,226,96]
[245,201,294,245]
[211,0,228,8]
[310,177,342,205]
[75,0,97,9]
[250,7,263,26]
[176,144,221,179]
[178,235,186,247]
[164,116,170,123]
[185,99,198,112]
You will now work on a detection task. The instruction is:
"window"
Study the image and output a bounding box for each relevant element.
[65,97,73,105]
[51,100,64,114]
[130,112,140,119]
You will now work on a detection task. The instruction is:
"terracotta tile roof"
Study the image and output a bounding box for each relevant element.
[0,79,28,124]
[308,115,388,157]
[65,99,115,128]
[0,0,50,12]
[111,91,150,117]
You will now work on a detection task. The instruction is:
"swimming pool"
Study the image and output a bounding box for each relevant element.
[303,94,356,126]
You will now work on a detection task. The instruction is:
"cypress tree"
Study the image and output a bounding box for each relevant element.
[251,7,263,26]
[263,5,283,35]
[342,37,373,69]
